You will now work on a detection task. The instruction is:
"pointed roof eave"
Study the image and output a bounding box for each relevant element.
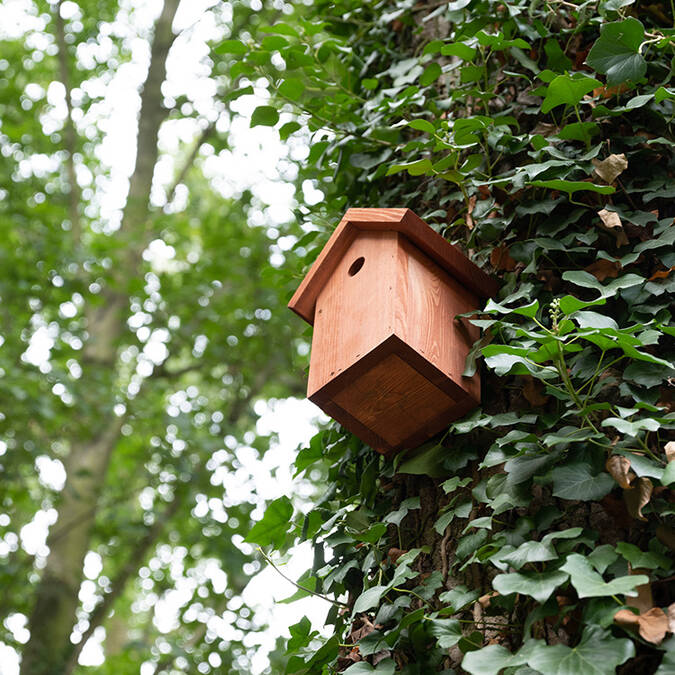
[288,207,499,325]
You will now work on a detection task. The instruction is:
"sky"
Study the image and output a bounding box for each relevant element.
[0,0,329,672]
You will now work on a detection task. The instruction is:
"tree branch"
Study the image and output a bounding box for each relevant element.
[165,121,216,206]
[65,495,184,672]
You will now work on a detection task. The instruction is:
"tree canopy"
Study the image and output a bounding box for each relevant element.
[237,0,675,673]
[2,0,675,673]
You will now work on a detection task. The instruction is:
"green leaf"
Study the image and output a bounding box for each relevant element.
[250,106,279,127]
[661,461,675,486]
[615,542,671,570]
[428,618,462,648]
[244,496,293,547]
[498,540,558,570]
[441,43,477,60]
[572,310,618,330]
[559,295,606,314]
[558,122,600,143]
[353,585,388,614]
[530,179,615,195]
[601,416,660,435]
[386,159,433,177]
[586,18,647,86]
[562,271,644,298]
[463,644,530,675]
[541,73,601,113]
[287,616,313,651]
[383,496,421,526]
[261,35,289,51]
[344,661,395,675]
[398,442,448,477]
[278,79,305,100]
[527,626,634,674]
[561,554,648,597]
[408,119,436,134]
[439,585,480,611]
[420,62,442,86]
[513,299,539,318]
[492,569,569,603]
[551,464,615,501]
[215,39,247,55]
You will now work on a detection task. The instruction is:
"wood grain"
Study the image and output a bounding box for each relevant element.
[307,231,397,398]
[289,208,498,324]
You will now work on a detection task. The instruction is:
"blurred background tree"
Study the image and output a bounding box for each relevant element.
[0,0,310,672]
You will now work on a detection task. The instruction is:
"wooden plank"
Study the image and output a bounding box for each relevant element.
[307,231,397,397]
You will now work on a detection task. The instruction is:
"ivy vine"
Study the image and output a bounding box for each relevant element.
[216,0,675,672]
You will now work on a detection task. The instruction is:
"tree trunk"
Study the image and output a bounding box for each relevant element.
[20,2,180,673]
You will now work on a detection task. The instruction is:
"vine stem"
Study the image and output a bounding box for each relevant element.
[258,547,349,608]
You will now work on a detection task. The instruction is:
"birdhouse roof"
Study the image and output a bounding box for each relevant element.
[288,208,499,324]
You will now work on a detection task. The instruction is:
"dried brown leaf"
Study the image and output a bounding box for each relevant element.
[522,375,549,406]
[630,568,653,613]
[597,208,628,246]
[624,477,653,521]
[387,548,406,565]
[466,195,477,230]
[598,208,622,229]
[665,441,675,463]
[638,607,668,644]
[606,454,633,489]
[614,608,640,630]
[585,258,622,281]
[649,267,674,281]
[478,591,499,608]
[592,153,628,184]
[490,245,517,271]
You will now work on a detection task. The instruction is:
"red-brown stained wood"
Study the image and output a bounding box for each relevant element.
[290,208,497,455]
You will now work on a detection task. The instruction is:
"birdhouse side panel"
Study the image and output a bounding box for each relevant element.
[395,235,481,402]
[307,231,398,398]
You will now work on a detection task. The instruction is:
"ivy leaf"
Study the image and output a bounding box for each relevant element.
[561,554,648,598]
[463,643,530,675]
[541,73,601,113]
[344,661,395,675]
[244,496,293,547]
[530,179,615,195]
[527,626,634,674]
[439,585,480,611]
[586,18,647,86]
[601,416,660,435]
[562,271,644,298]
[552,464,615,501]
[428,618,462,648]
[353,585,388,614]
[662,461,675,487]
[250,106,279,127]
[492,569,569,603]
[383,497,421,526]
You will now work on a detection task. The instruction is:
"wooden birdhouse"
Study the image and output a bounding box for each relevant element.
[289,208,498,456]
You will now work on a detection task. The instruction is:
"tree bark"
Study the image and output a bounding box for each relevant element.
[20,2,180,673]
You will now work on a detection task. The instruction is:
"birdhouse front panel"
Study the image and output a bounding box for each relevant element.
[289,208,498,456]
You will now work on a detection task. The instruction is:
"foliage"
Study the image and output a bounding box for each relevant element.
[0,1,307,673]
[237,0,675,672]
